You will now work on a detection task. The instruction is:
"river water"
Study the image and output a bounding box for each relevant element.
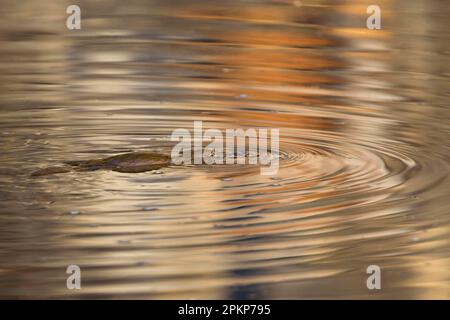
[0,0,449,299]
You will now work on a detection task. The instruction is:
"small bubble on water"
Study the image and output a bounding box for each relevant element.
[222,178,233,182]
[68,210,80,216]
[271,183,281,187]
[238,93,248,99]
[143,206,158,211]
[411,236,420,242]
[118,240,131,245]
[153,170,163,175]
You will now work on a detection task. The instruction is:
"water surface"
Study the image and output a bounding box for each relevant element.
[0,0,449,299]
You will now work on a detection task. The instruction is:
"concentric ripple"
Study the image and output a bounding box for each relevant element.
[0,0,449,299]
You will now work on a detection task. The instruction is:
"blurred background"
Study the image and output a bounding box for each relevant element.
[0,0,448,299]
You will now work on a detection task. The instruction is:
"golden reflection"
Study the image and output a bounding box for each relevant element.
[0,0,448,299]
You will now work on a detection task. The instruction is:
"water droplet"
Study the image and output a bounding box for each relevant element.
[222,178,233,182]
[68,210,80,215]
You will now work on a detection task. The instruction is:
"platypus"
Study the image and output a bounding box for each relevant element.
[31,152,171,177]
